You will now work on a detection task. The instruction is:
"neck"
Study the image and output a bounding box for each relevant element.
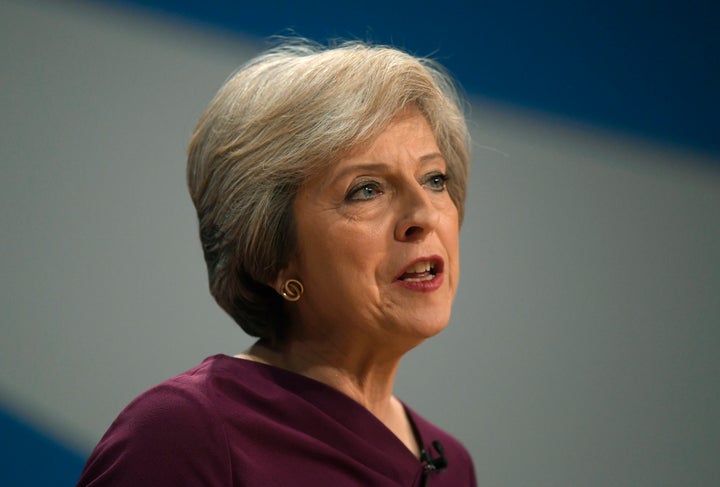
[239,326,424,457]
[244,337,402,421]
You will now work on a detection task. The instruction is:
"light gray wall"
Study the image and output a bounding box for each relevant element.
[2,0,719,485]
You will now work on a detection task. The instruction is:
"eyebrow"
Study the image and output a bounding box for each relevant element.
[331,152,446,182]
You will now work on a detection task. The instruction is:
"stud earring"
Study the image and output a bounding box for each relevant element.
[281,279,304,302]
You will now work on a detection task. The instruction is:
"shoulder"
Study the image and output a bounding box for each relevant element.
[105,356,226,441]
[77,357,232,486]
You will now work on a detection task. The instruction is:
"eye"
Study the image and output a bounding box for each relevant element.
[424,173,448,192]
[346,181,384,201]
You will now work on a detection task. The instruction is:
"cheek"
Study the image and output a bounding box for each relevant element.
[443,212,461,286]
[301,226,381,283]
[332,228,387,277]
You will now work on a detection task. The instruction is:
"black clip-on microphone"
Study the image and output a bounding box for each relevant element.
[420,440,448,485]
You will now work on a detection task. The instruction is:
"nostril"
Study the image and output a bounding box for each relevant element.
[404,225,424,239]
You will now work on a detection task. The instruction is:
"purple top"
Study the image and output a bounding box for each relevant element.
[77,355,476,486]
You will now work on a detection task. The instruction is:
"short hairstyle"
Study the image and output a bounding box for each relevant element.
[187,39,470,340]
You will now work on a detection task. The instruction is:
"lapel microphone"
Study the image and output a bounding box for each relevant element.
[421,440,448,475]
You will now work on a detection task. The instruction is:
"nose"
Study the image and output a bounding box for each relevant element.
[393,185,440,242]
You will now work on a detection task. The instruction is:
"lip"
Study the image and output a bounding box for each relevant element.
[393,255,445,292]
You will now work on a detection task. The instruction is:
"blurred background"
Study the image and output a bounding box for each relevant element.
[1,0,718,485]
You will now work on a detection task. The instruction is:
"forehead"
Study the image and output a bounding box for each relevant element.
[355,105,436,150]
[326,110,441,175]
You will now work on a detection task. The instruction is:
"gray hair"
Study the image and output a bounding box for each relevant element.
[187,39,470,340]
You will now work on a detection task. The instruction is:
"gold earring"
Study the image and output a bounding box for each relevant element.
[281,279,304,302]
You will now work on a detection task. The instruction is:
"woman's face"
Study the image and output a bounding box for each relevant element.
[282,107,460,348]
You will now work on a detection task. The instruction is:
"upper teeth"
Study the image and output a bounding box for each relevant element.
[406,261,433,274]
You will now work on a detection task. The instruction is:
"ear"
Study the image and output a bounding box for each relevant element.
[271,271,287,295]
[270,260,298,295]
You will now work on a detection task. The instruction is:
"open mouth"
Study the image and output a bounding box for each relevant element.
[396,257,444,282]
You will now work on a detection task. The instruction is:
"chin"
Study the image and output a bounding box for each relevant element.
[405,313,452,340]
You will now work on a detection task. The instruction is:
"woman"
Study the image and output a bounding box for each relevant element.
[77,39,475,486]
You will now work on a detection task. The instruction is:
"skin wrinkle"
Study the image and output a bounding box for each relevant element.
[247,107,460,456]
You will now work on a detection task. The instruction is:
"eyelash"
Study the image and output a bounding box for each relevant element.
[346,181,383,201]
[345,173,449,202]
